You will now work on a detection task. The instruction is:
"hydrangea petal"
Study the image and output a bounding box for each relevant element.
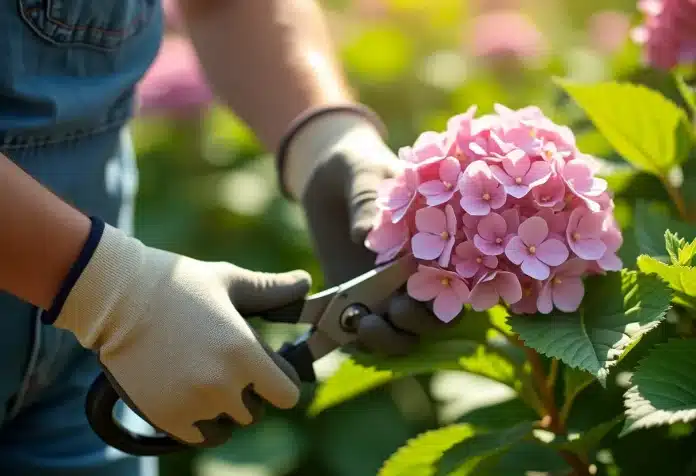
[536,239,569,266]
[505,236,528,264]
[553,277,584,312]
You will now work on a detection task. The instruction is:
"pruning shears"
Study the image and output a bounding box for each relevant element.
[85,254,417,456]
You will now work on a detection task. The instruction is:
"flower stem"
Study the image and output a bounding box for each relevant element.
[547,358,559,392]
[661,178,691,222]
[559,449,592,476]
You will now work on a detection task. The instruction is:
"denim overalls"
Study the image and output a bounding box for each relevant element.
[0,2,164,475]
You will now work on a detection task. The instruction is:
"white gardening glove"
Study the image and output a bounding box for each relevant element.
[46,219,311,446]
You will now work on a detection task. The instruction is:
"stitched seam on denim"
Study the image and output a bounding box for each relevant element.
[23,6,148,36]
[7,309,43,420]
[0,117,128,151]
[17,0,155,51]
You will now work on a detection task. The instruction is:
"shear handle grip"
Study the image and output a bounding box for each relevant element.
[85,301,314,457]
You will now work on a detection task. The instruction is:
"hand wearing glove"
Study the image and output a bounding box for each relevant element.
[43,219,311,446]
[278,105,446,356]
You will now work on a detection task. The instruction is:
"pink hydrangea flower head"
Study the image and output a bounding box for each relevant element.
[505,216,569,280]
[566,207,607,260]
[560,159,607,212]
[411,205,458,267]
[418,157,463,206]
[364,210,409,265]
[490,149,552,198]
[453,241,498,279]
[473,211,518,256]
[407,265,471,322]
[136,36,214,117]
[537,258,587,314]
[470,270,523,311]
[466,10,549,68]
[459,160,507,215]
[377,166,420,223]
[371,103,624,316]
[588,10,632,54]
[632,0,696,70]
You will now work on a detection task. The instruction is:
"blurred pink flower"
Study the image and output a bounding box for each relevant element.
[588,10,632,54]
[136,36,214,117]
[407,265,470,322]
[466,10,548,66]
[632,0,696,70]
[470,270,523,311]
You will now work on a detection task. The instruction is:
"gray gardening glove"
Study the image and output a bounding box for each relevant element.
[280,107,445,356]
[47,221,311,445]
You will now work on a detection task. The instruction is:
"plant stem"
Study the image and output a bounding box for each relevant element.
[547,358,559,392]
[523,345,565,434]
[662,178,691,222]
[559,450,592,476]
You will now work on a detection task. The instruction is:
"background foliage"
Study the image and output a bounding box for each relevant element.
[131,0,696,474]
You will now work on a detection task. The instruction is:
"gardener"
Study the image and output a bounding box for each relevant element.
[0,1,444,475]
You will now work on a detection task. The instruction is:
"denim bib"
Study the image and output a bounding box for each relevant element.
[0,2,163,474]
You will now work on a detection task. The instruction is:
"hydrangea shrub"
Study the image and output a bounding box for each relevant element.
[309,18,696,473]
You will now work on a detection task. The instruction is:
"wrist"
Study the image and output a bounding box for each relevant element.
[48,221,158,350]
[276,104,389,201]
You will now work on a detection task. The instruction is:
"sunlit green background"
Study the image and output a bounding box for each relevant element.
[128,1,661,474]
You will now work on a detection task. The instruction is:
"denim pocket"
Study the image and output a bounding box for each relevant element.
[18,0,157,51]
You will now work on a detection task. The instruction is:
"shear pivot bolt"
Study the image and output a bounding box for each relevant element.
[340,304,370,332]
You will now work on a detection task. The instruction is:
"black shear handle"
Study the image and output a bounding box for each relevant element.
[86,301,316,457]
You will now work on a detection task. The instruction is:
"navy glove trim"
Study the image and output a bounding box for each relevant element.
[42,216,105,325]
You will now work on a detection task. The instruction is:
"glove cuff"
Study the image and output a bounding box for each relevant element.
[48,220,154,350]
[42,216,105,325]
[275,104,388,201]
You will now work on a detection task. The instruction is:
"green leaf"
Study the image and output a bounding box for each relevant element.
[455,398,539,430]
[509,270,672,385]
[621,339,696,436]
[664,230,696,266]
[634,201,696,258]
[555,79,694,177]
[435,422,535,475]
[310,339,524,415]
[474,442,569,475]
[310,311,535,415]
[554,416,623,455]
[665,230,685,264]
[378,424,475,476]
[637,255,696,310]
[560,366,596,422]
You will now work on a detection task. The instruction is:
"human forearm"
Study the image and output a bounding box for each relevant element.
[178,0,354,153]
[0,154,90,309]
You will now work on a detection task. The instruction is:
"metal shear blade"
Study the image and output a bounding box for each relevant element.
[292,254,417,362]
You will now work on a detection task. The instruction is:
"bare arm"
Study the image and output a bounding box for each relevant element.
[0,155,90,309]
[176,0,355,153]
